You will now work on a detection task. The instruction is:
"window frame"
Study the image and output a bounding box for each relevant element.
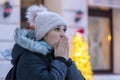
[88,7,113,74]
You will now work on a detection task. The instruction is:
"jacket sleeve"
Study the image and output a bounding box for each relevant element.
[22,53,68,80]
[66,61,85,80]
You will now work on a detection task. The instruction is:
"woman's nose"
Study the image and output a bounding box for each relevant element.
[60,31,65,37]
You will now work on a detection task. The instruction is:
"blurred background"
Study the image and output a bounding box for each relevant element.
[0,0,120,80]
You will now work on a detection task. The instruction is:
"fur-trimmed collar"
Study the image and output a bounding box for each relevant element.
[14,28,52,55]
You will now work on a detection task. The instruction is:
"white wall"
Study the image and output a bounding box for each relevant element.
[44,0,62,15]
[0,0,20,79]
[113,9,120,74]
[93,75,120,80]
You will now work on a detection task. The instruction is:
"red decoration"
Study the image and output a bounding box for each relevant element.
[75,10,83,22]
[3,1,12,18]
[5,8,12,13]
[78,28,85,34]
[77,14,83,19]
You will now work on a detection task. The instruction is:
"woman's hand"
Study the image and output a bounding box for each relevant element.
[54,37,69,60]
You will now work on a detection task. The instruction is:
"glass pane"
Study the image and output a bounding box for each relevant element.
[88,16,112,71]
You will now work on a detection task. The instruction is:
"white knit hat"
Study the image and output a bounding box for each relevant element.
[26,5,67,40]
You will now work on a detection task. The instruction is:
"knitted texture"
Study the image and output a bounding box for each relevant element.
[26,5,67,40]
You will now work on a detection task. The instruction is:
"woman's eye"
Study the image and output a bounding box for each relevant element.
[54,27,66,32]
[55,28,60,31]
[63,29,66,32]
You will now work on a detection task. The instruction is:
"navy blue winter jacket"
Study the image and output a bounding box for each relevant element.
[11,44,85,80]
[10,29,85,80]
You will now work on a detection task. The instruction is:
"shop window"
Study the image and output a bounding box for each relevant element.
[88,7,113,74]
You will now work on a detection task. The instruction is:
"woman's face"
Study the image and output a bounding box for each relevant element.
[43,25,66,48]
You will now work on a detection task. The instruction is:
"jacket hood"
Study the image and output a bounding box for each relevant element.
[1,28,52,63]
[14,28,52,55]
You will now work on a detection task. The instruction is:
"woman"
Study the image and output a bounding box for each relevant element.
[8,5,85,80]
